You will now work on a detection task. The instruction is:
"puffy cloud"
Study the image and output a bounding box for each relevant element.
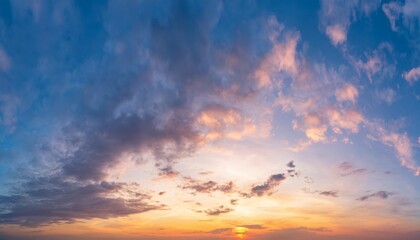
[305,126,328,142]
[326,108,364,133]
[403,66,420,84]
[196,104,257,141]
[325,24,347,46]
[254,19,300,88]
[248,173,286,197]
[335,84,359,103]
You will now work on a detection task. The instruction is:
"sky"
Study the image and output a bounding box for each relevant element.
[0,0,420,239]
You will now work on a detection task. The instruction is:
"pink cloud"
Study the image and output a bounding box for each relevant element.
[403,66,420,84]
[335,84,359,103]
[325,24,347,46]
[326,108,364,133]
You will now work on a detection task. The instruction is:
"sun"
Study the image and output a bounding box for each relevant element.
[233,227,248,239]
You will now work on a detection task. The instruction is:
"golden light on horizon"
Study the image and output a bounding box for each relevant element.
[233,227,248,239]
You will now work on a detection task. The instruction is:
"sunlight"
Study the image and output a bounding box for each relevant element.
[233,227,248,239]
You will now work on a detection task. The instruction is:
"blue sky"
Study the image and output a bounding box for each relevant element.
[0,1,420,239]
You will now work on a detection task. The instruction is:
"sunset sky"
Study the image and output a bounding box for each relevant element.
[1,0,420,239]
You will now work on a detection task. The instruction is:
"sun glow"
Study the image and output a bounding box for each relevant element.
[233,227,248,239]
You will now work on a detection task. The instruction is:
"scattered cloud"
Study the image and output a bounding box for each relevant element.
[375,88,395,105]
[319,190,339,197]
[382,2,403,32]
[248,173,286,197]
[403,66,420,84]
[356,191,394,201]
[335,84,359,103]
[208,228,231,234]
[204,205,234,216]
[181,178,235,195]
[326,24,347,46]
[338,162,371,177]
[287,161,296,168]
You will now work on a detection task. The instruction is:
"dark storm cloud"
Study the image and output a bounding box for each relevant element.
[356,191,394,201]
[249,173,286,197]
[0,176,162,227]
[204,205,233,216]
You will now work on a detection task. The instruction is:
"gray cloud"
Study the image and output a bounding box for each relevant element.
[181,177,235,194]
[207,228,231,234]
[249,173,286,197]
[0,177,162,227]
[204,205,233,216]
[287,161,296,168]
[319,190,339,197]
[0,1,273,227]
[338,162,371,177]
[356,191,394,201]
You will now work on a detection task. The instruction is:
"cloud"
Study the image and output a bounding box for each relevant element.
[208,225,264,235]
[338,162,370,177]
[0,47,11,71]
[356,191,394,201]
[319,0,380,46]
[382,2,403,32]
[181,177,235,194]
[335,84,359,103]
[208,228,231,234]
[196,104,256,141]
[403,66,420,84]
[0,177,162,226]
[204,205,233,216]
[249,173,286,197]
[241,224,265,229]
[382,0,420,32]
[319,190,339,197]
[325,24,347,46]
[304,188,339,197]
[375,88,395,105]
[376,128,420,176]
[287,161,296,168]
